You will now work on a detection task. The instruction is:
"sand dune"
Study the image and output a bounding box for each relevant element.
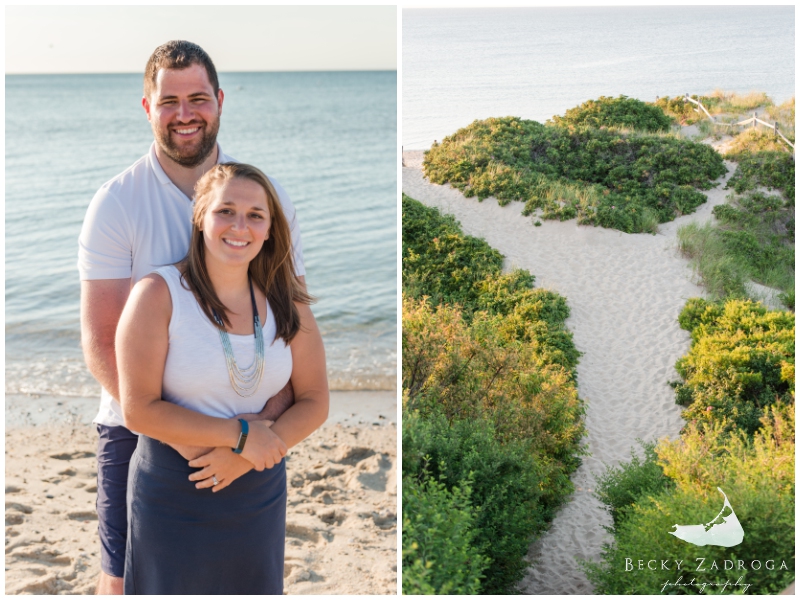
[403,146,734,594]
[5,392,397,595]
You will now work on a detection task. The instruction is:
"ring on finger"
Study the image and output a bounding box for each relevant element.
[212,475,219,486]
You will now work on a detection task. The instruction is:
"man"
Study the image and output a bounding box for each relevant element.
[79,40,308,594]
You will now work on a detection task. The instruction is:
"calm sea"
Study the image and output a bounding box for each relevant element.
[403,6,795,148]
[6,71,397,398]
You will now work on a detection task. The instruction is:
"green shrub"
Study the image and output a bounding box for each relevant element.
[402,194,504,311]
[402,197,585,594]
[402,296,584,472]
[402,196,580,371]
[778,289,794,311]
[595,441,673,530]
[725,151,795,204]
[585,406,795,595]
[550,95,674,132]
[674,298,795,436]
[423,116,726,233]
[402,468,487,594]
[403,411,553,594]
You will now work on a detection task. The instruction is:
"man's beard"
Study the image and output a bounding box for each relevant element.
[154,117,220,168]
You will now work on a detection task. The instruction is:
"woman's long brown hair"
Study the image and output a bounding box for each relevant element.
[179,162,312,343]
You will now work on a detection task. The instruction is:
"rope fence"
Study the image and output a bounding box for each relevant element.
[683,93,794,156]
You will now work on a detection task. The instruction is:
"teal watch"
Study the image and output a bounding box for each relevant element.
[233,418,249,454]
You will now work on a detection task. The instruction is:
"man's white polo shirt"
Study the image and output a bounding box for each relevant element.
[78,142,304,428]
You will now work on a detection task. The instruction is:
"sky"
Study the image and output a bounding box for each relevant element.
[5,5,397,74]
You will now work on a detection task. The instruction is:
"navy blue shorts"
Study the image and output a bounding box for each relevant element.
[96,424,139,578]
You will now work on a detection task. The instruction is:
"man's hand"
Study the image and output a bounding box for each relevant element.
[171,382,294,461]
[187,445,257,492]
[239,420,287,471]
[258,380,295,422]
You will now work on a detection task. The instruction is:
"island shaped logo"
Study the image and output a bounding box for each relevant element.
[668,488,744,547]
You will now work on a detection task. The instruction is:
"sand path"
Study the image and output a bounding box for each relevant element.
[403,148,734,594]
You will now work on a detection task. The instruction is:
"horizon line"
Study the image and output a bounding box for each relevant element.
[6,68,397,76]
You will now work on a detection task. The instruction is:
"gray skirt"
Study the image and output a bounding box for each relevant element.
[124,436,286,595]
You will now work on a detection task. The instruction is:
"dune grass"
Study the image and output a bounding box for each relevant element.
[724,128,793,155]
[677,187,794,310]
[707,89,773,113]
[765,97,795,138]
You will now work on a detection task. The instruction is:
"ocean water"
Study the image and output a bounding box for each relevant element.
[403,6,795,148]
[6,71,397,397]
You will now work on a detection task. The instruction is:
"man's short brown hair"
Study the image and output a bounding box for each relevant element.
[143,40,219,99]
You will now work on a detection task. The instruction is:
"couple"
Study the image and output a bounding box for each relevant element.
[79,41,328,594]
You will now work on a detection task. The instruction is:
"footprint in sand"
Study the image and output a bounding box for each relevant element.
[334,446,375,465]
[309,483,340,498]
[6,511,27,526]
[284,556,306,578]
[347,454,391,492]
[49,451,95,461]
[317,508,346,526]
[6,502,33,526]
[286,522,321,545]
[9,546,72,566]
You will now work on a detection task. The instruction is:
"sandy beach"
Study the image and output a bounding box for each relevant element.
[403,140,735,593]
[5,391,397,595]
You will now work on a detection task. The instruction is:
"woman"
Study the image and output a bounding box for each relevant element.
[116,162,328,594]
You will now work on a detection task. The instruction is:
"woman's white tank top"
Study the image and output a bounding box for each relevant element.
[155,266,292,419]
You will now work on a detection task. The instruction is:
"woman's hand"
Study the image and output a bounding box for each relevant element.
[186,420,277,491]
[239,420,287,471]
[188,447,254,492]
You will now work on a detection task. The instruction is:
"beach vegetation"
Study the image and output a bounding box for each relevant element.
[655,93,792,140]
[403,412,549,594]
[724,150,795,203]
[708,89,773,113]
[402,460,487,595]
[423,116,726,234]
[678,148,794,308]
[586,298,795,594]
[549,95,673,132]
[652,93,738,125]
[764,97,795,138]
[673,298,795,436]
[401,196,584,594]
[594,441,673,531]
[677,222,748,298]
[723,128,793,155]
[585,404,795,595]
[658,90,773,121]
